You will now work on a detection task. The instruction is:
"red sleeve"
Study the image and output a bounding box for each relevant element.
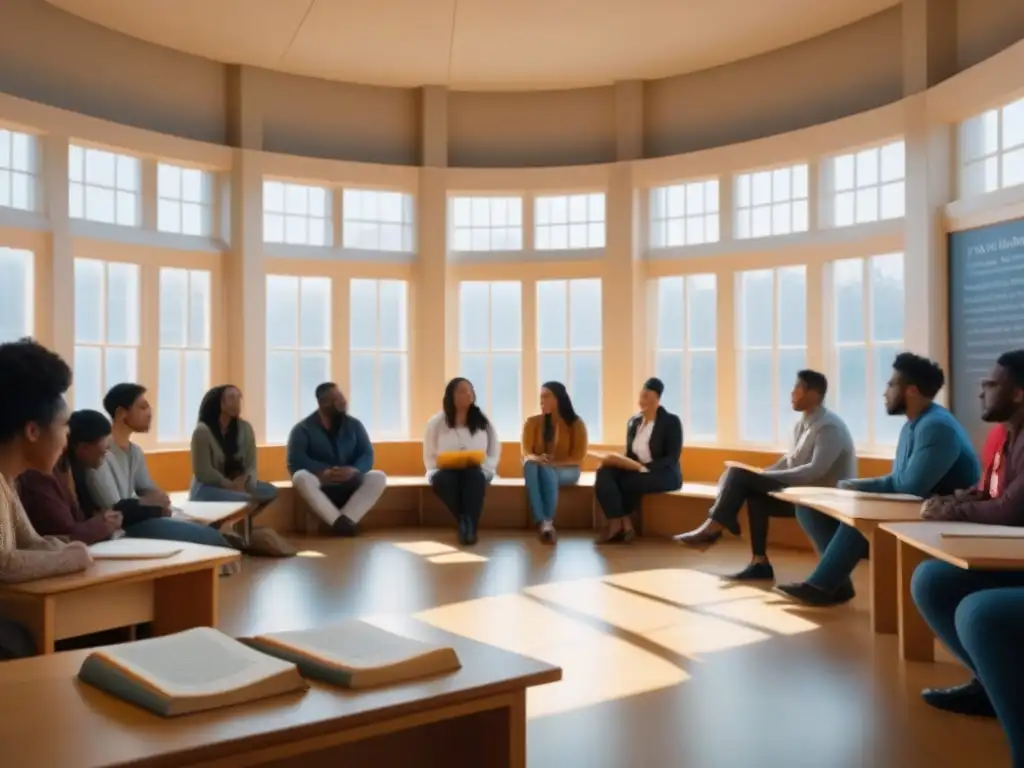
[978,425,1009,493]
[16,471,111,545]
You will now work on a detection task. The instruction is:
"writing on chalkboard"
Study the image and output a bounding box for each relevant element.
[949,218,1024,451]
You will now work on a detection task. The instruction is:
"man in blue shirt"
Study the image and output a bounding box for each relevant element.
[776,353,980,606]
[286,383,387,536]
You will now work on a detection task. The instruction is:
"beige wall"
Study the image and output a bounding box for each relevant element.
[957,0,1024,71]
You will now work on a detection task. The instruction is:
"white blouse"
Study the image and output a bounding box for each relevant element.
[631,416,656,465]
[423,411,500,479]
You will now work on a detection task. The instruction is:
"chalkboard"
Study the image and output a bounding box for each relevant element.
[948,217,1024,449]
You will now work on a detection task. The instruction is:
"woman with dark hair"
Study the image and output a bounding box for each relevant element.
[521,382,588,543]
[188,385,277,505]
[423,377,500,545]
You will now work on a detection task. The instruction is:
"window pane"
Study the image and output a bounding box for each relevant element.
[159,268,188,347]
[837,346,869,445]
[348,352,377,437]
[266,275,299,349]
[105,347,137,391]
[870,253,905,343]
[106,263,139,346]
[489,353,521,438]
[1003,98,1024,150]
[739,349,773,443]
[688,275,717,349]
[378,353,407,438]
[777,348,806,438]
[157,349,183,441]
[188,271,211,348]
[74,259,104,344]
[299,278,331,349]
[299,352,330,419]
[537,281,567,351]
[459,282,491,352]
[73,346,103,412]
[184,350,209,433]
[539,352,567,389]
[378,280,407,351]
[833,259,865,344]
[266,351,297,443]
[569,279,601,349]
[689,350,717,440]
[458,354,490,414]
[490,282,521,351]
[655,351,683,418]
[0,248,32,343]
[739,270,773,348]
[569,352,601,441]
[777,266,806,347]
[656,277,684,349]
[349,278,378,350]
[873,346,903,446]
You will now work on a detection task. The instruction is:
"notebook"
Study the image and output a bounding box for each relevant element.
[724,461,763,474]
[588,451,644,472]
[782,487,923,503]
[940,530,1024,539]
[436,450,486,470]
[77,627,308,716]
[242,620,462,690]
[88,539,184,560]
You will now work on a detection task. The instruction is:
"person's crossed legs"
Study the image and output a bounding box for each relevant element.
[292,469,387,537]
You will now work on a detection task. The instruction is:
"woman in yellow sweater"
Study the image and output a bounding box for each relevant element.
[521,381,588,543]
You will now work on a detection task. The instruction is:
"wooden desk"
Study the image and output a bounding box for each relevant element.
[771,490,923,635]
[0,543,239,654]
[0,618,561,767]
[173,501,250,528]
[878,522,1024,662]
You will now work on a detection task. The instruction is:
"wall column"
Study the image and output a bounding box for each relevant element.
[901,0,958,380]
[225,65,268,437]
[412,86,450,434]
[41,132,72,362]
[602,81,646,442]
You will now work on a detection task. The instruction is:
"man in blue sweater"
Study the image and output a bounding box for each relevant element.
[286,383,387,536]
[776,352,980,606]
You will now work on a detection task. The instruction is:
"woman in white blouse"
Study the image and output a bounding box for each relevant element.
[423,377,500,545]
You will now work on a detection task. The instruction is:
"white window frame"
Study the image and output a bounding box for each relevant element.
[348,278,410,439]
[342,189,415,252]
[0,128,37,212]
[824,141,905,227]
[450,196,524,252]
[959,96,1024,197]
[68,145,141,227]
[734,164,809,239]
[649,180,720,248]
[156,163,214,236]
[534,193,606,250]
[263,180,332,246]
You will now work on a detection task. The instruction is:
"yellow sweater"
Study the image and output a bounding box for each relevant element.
[521,415,588,464]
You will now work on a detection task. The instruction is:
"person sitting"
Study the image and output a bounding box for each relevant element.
[86,383,173,515]
[673,369,856,581]
[423,377,500,546]
[286,383,386,537]
[189,385,278,507]
[776,352,980,606]
[521,381,588,544]
[594,377,683,544]
[0,339,93,586]
[909,350,1024,764]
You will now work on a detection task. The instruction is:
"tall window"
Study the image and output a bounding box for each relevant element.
[654,275,717,441]
[736,266,807,445]
[830,253,905,450]
[263,180,331,246]
[735,164,809,239]
[0,129,36,211]
[451,196,523,252]
[534,193,605,250]
[73,259,140,412]
[649,180,720,247]
[157,163,213,236]
[265,275,332,442]
[69,145,140,227]
[537,279,602,439]
[960,97,1024,197]
[827,141,905,226]
[342,189,414,252]
[0,248,33,342]
[157,268,211,443]
[458,281,522,437]
[349,279,409,439]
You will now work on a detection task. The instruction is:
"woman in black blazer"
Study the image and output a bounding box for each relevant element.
[595,377,683,543]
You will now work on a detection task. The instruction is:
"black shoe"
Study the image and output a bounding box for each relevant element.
[673,528,723,550]
[727,562,775,581]
[922,679,997,718]
[774,581,854,607]
[331,516,358,537]
[464,516,479,546]
[457,515,470,545]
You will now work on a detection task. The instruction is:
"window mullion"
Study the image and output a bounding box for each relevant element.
[862,258,875,450]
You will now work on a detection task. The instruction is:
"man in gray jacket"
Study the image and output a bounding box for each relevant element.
[673,369,856,581]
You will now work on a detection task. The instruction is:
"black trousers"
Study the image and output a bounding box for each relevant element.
[321,474,364,509]
[594,465,682,519]
[0,617,36,660]
[430,467,487,522]
[709,466,795,558]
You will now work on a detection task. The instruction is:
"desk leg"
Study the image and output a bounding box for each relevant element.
[507,690,526,768]
[152,567,219,635]
[870,527,898,635]
[897,541,933,662]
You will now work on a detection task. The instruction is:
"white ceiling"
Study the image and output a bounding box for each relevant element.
[45,0,901,91]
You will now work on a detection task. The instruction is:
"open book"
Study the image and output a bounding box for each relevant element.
[78,627,308,716]
[88,539,184,560]
[783,487,923,503]
[588,451,645,472]
[242,620,462,690]
[436,450,485,470]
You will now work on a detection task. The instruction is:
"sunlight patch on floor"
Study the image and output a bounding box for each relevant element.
[603,568,777,607]
[392,541,460,556]
[701,595,821,635]
[427,552,489,564]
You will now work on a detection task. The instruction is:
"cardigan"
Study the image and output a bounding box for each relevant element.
[191,419,259,488]
[286,412,374,477]
[423,411,500,480]
[521,414,588,464]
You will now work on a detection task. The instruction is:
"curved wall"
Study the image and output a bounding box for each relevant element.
[2,0,1023,167]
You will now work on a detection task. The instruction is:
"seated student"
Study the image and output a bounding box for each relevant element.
[594,377,683,544]
[0,339,93,586]
[423,377,500,546]
[189,385,278,505]
[909,351,1024,764]
[521,381,588,544]
[978,422,1009,498]
[86,383,172,514]
[286,383,386,537]
[776,353,980,606]
[673,369,856,581]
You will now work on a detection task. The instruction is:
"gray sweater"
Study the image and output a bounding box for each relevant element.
[190,420,259,488]
[86,441,161,508]
[762,407,857,487]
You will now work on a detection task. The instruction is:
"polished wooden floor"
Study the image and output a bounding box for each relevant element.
[218,530,1009,768]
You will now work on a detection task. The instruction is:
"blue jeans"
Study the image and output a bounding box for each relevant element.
[124,516,231,548]
[911,560,1024,765]
[189,479,279,504]
[523,462,580,524]
[794,505,869,592]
